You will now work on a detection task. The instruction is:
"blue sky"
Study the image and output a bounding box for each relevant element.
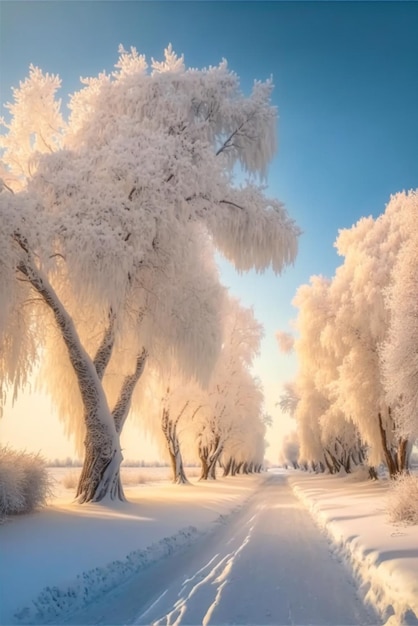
[1,1,418,459]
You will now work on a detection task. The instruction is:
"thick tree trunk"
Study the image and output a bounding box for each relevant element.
[77,436,124,502]
[17,252,122,503]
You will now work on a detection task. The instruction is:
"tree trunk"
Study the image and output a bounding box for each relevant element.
[323,451,334,474]
[93,310,116,381]
[167,444,189,484]
[77,435,124,502]
[198,443,210,480]
[378,412,399,478]
[223,458,233,477]
[112,348,148,434]
[324,449,340,474]
[166,429,189,485]
[396,437,409,474]
[343,453,351,474]
[206,438,223,480]
[17,253,122,503]
[162,404,189,485]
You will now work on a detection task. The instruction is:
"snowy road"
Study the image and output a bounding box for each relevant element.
[63,474,378,625]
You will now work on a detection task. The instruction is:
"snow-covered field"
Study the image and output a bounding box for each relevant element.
[1,468,417,625]
[0,468,263,625]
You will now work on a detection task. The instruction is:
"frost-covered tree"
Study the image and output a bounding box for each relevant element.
[278,381,299,418]
[275,331,294,354]
[142,367,205,485]
[138,303,266,483]
[329,197,411,475]
[381,191,418,447]
[195,298,264,480]
[220,374,266,476]
[0,47,299,502]
[278,430,299,469]
[283,192,414,477]
[290,277,334,468]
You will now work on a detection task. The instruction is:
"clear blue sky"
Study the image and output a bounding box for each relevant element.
[1,1,418,458]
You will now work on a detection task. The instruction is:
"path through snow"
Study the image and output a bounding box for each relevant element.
[63,474,378,625]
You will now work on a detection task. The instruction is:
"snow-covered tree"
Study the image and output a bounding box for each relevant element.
[275,331,294,354]
[220,374,266,476]
[328,196,411,474]
[194,298,264,480]
[380,191,418,447]
[139,366,205,485]
[278,430,299,469]
[283,192,414,477]
[0,47,299,502]
[278,381,299,418]
[290,277,333,468]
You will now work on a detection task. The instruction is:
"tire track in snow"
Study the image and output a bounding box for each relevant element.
[134,511,260,625]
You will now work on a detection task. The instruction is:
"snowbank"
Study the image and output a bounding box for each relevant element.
[0,473,263,625]
[288,471,418,626]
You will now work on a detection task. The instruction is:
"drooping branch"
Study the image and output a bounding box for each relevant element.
[219,199,245,211]
[215,113,256,157]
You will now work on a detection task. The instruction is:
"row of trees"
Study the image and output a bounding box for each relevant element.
[144,297,268,484]
[278,190,418,477]
[0,47,299,502]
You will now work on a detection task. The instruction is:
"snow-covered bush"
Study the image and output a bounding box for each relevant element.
[387,473,418,525]
[0,450,26,517]
[0,447,52,520]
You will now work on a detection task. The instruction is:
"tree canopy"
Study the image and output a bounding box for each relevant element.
[0,46,299,501]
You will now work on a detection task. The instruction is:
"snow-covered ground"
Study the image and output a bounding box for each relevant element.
[288,470,418,626]
[0,468,264,625]
[1,468,417,625]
